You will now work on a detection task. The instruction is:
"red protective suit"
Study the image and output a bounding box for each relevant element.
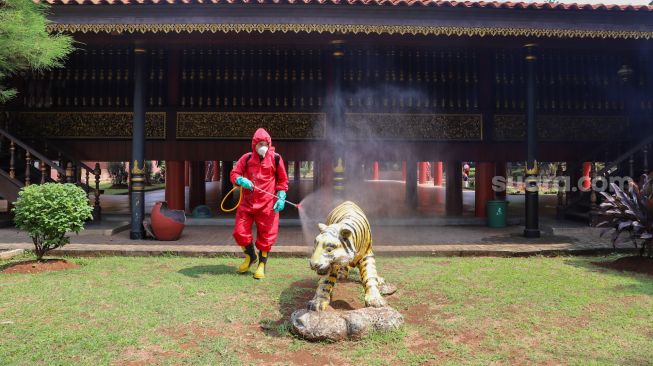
[230,128,289,252]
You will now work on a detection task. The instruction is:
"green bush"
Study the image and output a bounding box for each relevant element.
[12,183,93,261]
[107,162,127,187]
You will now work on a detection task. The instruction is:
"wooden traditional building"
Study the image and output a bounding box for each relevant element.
[2,0,653,238]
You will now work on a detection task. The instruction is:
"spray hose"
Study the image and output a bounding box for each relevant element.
[220,185,302,212]
[220,186,243,212]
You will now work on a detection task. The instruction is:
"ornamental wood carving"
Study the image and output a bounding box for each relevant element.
[15,112,166,139]
[345,113,482,141]
[176,112,326,139]
[493,115,628,141]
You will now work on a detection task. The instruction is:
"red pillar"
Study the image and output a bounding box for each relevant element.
[184,161,190,187]
[582,162,592,190]
[165,160,185,211]
[495,162,507,200]
[418,162,428,184]
[189,161,206,211]
[445,161,463,215]
[475,162,496,217]
[211,160,220,181]
[402,161,407,182]
[433,161,443,186]
[372,161,380,180]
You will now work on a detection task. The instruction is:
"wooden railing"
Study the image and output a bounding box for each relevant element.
[0,128,102,220]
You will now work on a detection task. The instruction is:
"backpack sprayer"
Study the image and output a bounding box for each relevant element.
[220,185,302,212]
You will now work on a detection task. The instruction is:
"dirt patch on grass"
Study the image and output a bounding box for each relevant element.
[1,259,78,274]
[116,345,183,366]
[592,256,653,277]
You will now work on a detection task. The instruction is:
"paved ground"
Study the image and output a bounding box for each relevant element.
[2,180,624,258]
[0,217,634,257]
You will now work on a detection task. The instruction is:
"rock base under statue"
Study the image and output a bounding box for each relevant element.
[290,306,404,342]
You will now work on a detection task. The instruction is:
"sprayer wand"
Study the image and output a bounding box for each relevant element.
[253,185,302,209]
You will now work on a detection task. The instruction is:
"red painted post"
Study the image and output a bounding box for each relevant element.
[184,161,190,187]
[418,162,428,184]
[165,160,185,211]
[474,162,496,217]
[189,161,206,211]
[445,161,463,215]
[372,161,380,180]
[582,162,591,190]
[433,161,443,186]
[402,161,407,182]
[212,160,220,181]
[495,162,507,199]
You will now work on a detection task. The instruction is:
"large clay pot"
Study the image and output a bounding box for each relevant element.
[150,201,186,241]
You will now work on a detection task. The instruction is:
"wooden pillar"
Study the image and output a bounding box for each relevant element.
[418,162,428,184]
[184,160,190,187]
[445,161,463,215]
[372,161,380,180]
[165,160,185,211]
[523,43,540,238]
[402,161,407,181]
[129,46,147,240]
[211,160,220,181]
[433,161,443,186]
[221,161,233,200]
[189,161,205,211]
[474,162,496,217]
[294,161,301,182]
[495,162,507,199]
[405,160,418,209]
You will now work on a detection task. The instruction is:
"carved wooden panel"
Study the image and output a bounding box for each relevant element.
[15,112,166,139]
[345,113,482,141]
[493,114,628,141]
[176,112,326,139]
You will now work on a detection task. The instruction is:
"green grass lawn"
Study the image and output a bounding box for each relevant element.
[99,183,166,195]
[1,255,652,365]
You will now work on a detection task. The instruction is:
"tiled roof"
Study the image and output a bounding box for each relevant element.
[32,0,653,12]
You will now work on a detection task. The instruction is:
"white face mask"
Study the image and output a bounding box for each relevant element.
[257,145,268,157]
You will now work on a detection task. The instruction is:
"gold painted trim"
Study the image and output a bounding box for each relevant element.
[525,55,537,61]
[134,48,147,53]
[131,160,146,175]
[14,111,167,139]
[345,113,483,141]
[46,23,653,40]
[176,111,327,139]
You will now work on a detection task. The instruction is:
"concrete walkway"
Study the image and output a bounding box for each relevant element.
[1,180,624,258]
[0,219,634,258]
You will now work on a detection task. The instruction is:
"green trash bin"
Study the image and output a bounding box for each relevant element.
[486,200,508,228]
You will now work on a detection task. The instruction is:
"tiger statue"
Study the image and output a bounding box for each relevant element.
[307,201,387,311]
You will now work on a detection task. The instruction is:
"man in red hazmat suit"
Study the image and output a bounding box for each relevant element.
[230,128,289,279]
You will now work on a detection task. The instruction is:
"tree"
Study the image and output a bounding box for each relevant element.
[0,0,74,103]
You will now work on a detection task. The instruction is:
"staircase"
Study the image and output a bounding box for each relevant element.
[560,134,653,225]
[0,128,103,225]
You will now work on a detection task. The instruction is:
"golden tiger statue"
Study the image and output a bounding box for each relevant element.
[308,201,387,311]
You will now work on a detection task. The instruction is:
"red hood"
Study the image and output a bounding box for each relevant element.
[251,128,272,154]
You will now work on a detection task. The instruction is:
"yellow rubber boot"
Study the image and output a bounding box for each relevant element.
[253,251,268,279]
[237,243,258,273]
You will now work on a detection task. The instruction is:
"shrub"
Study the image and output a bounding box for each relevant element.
[107,162,127,187]
[12,183,93,261]
[598,174,653,257]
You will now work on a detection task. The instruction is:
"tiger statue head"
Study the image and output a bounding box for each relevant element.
[309,222,356,275]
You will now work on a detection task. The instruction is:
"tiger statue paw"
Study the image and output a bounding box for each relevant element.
[307,297,329,312]
[309,201,390,311]
[365,293,387,308]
